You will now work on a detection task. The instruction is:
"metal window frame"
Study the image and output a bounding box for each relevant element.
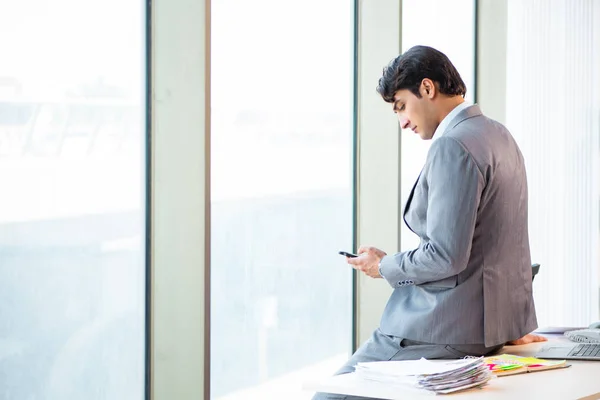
[149,0,210,398]
[354,0,402,347]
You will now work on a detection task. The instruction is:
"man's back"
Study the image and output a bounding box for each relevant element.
[379,105,537,347]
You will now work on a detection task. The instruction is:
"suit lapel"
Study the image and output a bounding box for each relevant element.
[403,168,423,234]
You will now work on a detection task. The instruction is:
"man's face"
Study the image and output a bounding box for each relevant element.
[392,82,438,140]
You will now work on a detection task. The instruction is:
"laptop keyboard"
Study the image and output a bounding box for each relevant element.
[568,344,600,358]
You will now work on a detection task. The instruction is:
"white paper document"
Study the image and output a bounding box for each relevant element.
[354,357,492,395]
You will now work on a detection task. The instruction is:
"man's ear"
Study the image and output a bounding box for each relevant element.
[420,78,436,99]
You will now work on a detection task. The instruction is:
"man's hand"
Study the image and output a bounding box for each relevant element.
[506,333,548,345]
[347,245,387,279]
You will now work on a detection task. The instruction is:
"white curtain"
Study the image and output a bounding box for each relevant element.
[506,0,600,326]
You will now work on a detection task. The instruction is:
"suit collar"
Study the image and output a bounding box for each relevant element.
[446,104,482,134]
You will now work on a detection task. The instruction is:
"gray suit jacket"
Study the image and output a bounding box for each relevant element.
[379,105,538,347]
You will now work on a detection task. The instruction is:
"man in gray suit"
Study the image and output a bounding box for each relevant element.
[313,46,544,400]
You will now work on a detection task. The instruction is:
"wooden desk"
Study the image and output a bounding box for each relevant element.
[304,339,600,399]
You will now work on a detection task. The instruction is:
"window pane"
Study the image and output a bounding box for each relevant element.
[400,0,476,251]
[210,1,354,399]
[0,1,147,399]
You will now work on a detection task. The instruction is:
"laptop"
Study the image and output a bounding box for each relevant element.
[536,343,600,361]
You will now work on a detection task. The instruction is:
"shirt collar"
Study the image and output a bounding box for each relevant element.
[431,101,471,142]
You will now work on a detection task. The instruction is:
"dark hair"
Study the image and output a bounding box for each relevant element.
[376,45,466,103]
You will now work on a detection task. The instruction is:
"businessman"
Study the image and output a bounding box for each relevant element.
[313,46,543,400]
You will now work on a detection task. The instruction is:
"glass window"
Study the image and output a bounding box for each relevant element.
[210,0,354,398]
[399,0,476,251]
[0,1,147,398]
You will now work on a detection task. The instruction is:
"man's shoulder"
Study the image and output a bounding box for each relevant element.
[433,113,517,172]
[449,105,510,132]
[446,111,512,145]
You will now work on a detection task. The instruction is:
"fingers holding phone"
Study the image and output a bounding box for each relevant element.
[339,246,386,279]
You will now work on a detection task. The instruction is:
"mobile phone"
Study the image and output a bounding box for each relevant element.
[338,250,359,258]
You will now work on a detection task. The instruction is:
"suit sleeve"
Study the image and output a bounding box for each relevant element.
[379,137,484,289]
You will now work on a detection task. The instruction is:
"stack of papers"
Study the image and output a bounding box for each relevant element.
[354,357,492,394]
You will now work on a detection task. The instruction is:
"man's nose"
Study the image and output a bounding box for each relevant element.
[399,116,410,130]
